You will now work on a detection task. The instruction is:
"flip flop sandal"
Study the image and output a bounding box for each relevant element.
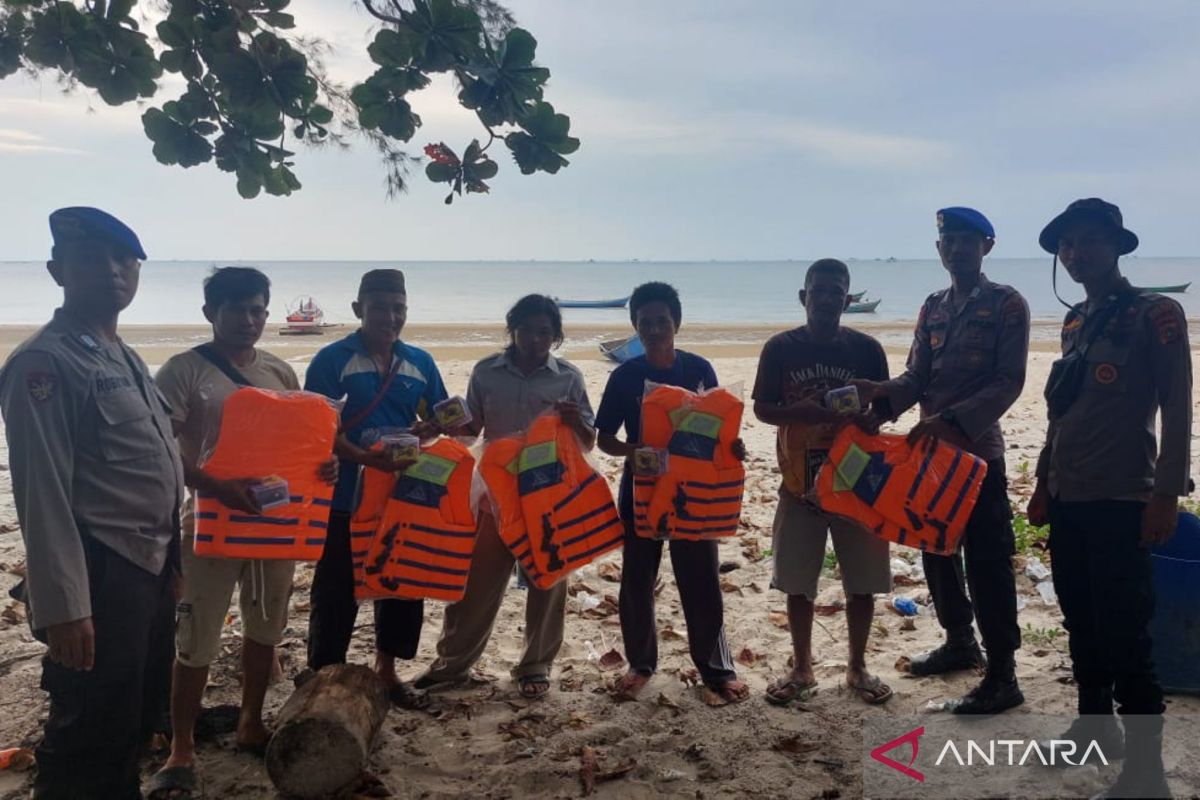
[147,765,202,800]
[848,675,894,706]
[517,674,551,700]
[765,677,819,707]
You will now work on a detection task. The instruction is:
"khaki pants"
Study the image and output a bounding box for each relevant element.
[425,510,566,680]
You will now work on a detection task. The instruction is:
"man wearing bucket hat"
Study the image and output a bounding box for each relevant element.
[0,208,184,798]
[1028,198,1192,798]
[854,207,1029,715]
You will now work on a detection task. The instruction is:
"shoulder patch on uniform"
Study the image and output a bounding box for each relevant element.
[26,371,57,402]
[1063,316,1084,333]
[1146,299,1184,345]
[1094,363,1118,384]
[1001,294,1025,326]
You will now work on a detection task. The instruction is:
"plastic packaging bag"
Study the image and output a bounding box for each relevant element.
[193,387,341,561]
[478,408,623,589]
[812,427,988,556]
[633,379,746,541]
[353,435,479,603]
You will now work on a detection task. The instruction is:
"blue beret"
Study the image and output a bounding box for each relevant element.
[49,207,147,260]
[936,207,994,239]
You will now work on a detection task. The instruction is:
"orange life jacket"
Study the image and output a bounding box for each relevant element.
[194,387,338,560]
[813,427,987,556]
[633,384,745,541]
[479,413,623,589]
[351,438,478,602]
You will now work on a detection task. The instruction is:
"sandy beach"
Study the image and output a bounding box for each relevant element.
[0,323,1198,799]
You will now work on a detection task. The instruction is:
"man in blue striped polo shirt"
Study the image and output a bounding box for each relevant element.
[303,269,447,707]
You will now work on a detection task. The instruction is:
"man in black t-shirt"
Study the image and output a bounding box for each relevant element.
[753,259,894,706]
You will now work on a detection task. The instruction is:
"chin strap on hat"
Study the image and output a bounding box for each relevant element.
[1051,255,1078,312]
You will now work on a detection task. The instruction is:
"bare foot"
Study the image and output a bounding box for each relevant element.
[716,679,750,704]
[235,720,272,755]
[846,666,893,705]
[612,671,651,702]
[765,670,818,705]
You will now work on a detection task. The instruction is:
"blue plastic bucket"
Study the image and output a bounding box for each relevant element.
[1150,512,1200,694]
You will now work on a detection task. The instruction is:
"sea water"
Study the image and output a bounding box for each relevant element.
[0,258,1196,327]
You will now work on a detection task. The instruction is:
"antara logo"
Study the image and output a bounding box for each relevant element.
[870,726,925,782]
[934,739,1109,767]
[869,725,1110,783]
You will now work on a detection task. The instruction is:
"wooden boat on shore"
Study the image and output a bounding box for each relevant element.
[599,334,645,363]
[1136,283,1190,294]
[848,290,866,302]
[845,299,881,314]
[280,296,339,336]
[556,296,630,309]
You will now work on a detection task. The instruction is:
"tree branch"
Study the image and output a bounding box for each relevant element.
[359,0,404,26]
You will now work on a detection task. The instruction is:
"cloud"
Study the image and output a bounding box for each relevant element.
[563,88,950,167]
[0,128,83,155]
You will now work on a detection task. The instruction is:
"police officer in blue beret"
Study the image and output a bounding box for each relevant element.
[0,208,183,798]
[855,207,1030,714]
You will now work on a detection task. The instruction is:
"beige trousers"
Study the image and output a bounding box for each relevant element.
[425,510,567,680]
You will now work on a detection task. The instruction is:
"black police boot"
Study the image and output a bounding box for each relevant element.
[950,651,1024,715]
[1043,686,1124,764]
[1094,715,1170,799]
[907,626,985,676]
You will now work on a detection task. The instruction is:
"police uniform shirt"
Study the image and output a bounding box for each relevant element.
[304,331,448,512]
[0,310,184,629]
[1037,281,1192,501]
[883,275,1031,461]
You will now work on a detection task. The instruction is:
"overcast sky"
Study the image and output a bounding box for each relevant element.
[1,1,1198,261]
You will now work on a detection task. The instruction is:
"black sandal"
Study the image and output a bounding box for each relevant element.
[517,674,551,700]
[389,681,430,710]
[147,765,201,799]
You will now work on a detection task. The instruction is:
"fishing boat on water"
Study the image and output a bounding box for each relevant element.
[599,334,645,363]
[280,296,339,336]
[555,296,630,309]
[845,299,880,314]
[1135,282,1190,294]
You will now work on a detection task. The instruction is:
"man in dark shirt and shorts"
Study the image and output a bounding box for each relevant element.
[754,259,893,706]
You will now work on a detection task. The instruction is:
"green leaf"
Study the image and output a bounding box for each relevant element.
[367,29,413,68]
[519,101,579,153]
[264,0,291,10]
[262,163,300,195]
[505,130,567,175]
[425,161,458,183]
[260,11,295,29]
[309,104,333,125]
[409,0,483,72]
[156,21,190,49]
[142,107,213,167]
[160,48,185,73]
[107,0,135,22]
[237,171,262,199]
[470,157,498,180]
[500,28,536,68]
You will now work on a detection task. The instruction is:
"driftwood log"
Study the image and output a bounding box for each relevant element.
[265,664,389,798]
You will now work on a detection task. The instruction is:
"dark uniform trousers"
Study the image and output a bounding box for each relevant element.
[618,521,736,688]
[307,511,424,669]
[1047,498,1164,715]
[33,540,174,800]
[922,459,1022,658]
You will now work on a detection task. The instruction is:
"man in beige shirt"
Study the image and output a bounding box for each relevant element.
[150,268,335,797]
